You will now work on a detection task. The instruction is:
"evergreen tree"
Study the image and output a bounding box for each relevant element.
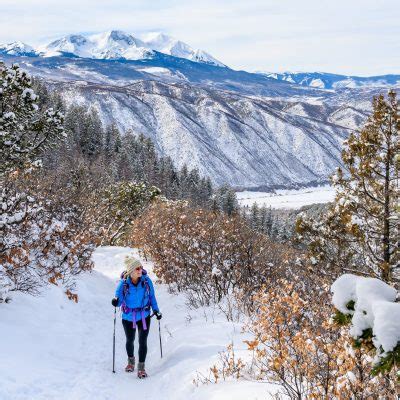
[250,203,260,230]
[271,217,280,240]
[104,123,121,159]
[80,109,104,159]
[0,62,65,174]
[258,206,267,233]
[198,177,213,207]
[178,164,190,199]
[265,206,273,235]
[213,185,239,215]
[297,91,399,282]
[64,105,85,152]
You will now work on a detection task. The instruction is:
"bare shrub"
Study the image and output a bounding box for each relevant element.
[243,282,397,399]
[131,200,299,313]
[1,175,94,297]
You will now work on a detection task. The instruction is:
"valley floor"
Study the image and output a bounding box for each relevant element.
[237,184,335,209]
[0,247,277,400]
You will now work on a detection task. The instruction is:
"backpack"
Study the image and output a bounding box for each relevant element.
[120,269,151,308]
[120,270,152,330]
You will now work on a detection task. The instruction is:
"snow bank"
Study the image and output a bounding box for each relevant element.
[331,274,399,353]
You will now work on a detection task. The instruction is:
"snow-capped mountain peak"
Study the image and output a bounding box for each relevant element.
[90,30,145,48]
[38,31,152,60]
[7,30,225,66]
[141,32,225,67]
[42,34,89,57]
[0,41,37,57]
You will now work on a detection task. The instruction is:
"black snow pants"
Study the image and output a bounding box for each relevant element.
[122,316,151,362]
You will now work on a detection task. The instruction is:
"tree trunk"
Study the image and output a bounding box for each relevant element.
[381,125,392,283]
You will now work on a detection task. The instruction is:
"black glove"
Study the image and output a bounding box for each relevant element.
[154,311,162,320]
[111,297,119,307]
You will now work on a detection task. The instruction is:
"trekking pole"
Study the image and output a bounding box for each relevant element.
[112,306,116,373]
[150,313,163,359]
[158,319,163,359]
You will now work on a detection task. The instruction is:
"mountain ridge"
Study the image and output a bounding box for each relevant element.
[257,71,400,89]
[1,31,398,88]
[0,30,225,67]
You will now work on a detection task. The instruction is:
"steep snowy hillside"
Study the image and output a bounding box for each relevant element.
[258,71,400,89]
[55,79,358,188]
[0,247,277,400]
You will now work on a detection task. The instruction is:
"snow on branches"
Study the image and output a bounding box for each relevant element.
[83,181,161,246]
[332,274,400,377]
[1,177,94,297]
[0,62,65,174]
[0,264,13,302]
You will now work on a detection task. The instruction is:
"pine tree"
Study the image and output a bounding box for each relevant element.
[198,177,213,207]
[297,91,399,282]
[250,203,260,230]
[80,109,104,159]
[258,206,267,234]
[0,62,65,174]
[213,185,239,215]
[178,164,190,199]
[104,123,121,159]
[265,206,273,236]
[270,217,280,240]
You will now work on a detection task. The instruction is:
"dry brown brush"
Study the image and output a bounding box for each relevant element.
[131,200,298,314]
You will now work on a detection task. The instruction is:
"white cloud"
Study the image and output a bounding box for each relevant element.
[0,0,399,75]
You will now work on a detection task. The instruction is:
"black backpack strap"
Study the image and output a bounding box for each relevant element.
[122,278,129,298]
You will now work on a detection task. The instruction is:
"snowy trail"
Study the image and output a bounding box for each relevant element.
[0,247,275,400]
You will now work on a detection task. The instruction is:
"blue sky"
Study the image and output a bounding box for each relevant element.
[0,0,399,75]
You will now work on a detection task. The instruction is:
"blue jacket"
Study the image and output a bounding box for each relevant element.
[115,275,159,322]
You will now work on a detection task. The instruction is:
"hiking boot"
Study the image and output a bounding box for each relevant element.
[125,356,135,372]
[137,362,148,379]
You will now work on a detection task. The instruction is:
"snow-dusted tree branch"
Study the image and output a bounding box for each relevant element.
[0,62,65,175]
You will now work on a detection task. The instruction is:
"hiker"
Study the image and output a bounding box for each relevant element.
[111,256,162,378]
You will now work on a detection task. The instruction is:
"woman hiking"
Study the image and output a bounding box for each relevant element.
[111,256,162,378]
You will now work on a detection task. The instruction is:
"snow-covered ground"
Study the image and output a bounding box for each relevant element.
[0,247,277,400]
[237,185,335,209]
